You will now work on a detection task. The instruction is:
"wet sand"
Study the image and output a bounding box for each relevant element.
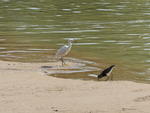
[0,60,150,113]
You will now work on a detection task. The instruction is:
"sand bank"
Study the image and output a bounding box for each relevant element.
[0,60,150,113]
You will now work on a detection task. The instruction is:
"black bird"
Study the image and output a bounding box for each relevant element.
[98,65,115,81]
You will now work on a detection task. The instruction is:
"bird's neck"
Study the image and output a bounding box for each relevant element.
[68,42,72,47]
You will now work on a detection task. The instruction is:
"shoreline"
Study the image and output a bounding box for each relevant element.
[0,60,150,113]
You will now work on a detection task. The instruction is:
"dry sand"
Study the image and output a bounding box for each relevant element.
[0,60,150,113]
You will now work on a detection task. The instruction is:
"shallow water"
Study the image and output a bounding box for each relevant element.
[0,0,149,82]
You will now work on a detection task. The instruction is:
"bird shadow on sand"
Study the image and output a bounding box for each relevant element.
[41,66,53,69]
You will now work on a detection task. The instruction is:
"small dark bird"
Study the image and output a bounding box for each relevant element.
[98,65,115,81]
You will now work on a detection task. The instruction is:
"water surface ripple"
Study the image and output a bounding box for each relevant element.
[0,0,149,82]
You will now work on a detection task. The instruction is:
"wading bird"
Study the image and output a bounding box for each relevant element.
[98,65,115,81]
[55,39,73,66]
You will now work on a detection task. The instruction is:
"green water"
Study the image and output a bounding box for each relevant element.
[0,0,149,82]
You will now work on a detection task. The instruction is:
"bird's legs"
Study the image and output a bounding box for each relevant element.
[60,57,64,66]
[110,73,113,80]
[105,76,110,81]
[105,74,113,81]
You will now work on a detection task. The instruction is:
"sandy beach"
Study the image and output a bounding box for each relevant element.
[0,60,150,113]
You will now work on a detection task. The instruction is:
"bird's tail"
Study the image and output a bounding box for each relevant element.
[55,54,62,61]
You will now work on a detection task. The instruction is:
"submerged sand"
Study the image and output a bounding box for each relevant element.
[0,60,150,113]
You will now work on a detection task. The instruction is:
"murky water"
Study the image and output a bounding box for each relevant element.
[0,0,149,82]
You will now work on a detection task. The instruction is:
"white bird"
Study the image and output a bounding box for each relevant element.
[55,39,73,66]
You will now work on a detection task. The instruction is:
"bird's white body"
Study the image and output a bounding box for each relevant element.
[55,39,73,66]
[56,44,72,58]
[107,68,114,76]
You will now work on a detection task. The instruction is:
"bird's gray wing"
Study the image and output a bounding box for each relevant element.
[56,45,68,57]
